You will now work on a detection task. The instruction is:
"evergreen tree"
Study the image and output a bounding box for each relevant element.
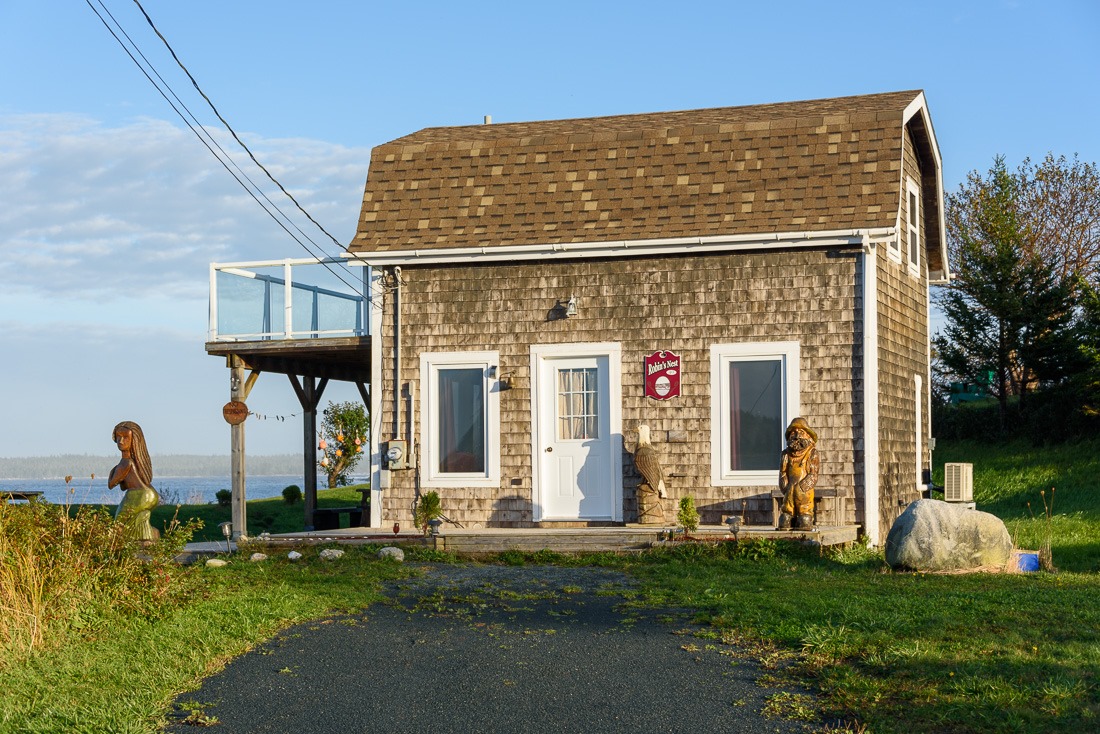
[1077,282,1100,416]
[935,157,1077,430]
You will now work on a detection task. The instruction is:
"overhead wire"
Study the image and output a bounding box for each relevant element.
[84,0,371,301]
[91,1,338,268]
[129,0,352,257]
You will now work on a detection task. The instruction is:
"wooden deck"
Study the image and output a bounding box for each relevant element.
[229,524,860,557]
[205,335,371,383]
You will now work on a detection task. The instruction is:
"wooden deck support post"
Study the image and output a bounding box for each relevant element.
[289,374,327,530]
[229,359,247,541]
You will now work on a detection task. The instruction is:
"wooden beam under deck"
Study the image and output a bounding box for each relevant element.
[206,336,371,382]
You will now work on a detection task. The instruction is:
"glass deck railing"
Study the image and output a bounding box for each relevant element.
[208,258,370,341]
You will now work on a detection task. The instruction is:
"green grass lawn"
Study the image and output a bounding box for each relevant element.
[6,440,1099,733]
[933,439,1100,572]
[622,542,1099,733]
[0,545,419,734]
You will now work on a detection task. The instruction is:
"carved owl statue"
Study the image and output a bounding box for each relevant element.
[633,425,667,498]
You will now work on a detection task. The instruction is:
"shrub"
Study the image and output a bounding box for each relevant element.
[677,496,700,533]
[282,485,302,505]
[413,491,442,534]
[932,387,1100,444]
[215,489,232,507]
[0,500,200,657]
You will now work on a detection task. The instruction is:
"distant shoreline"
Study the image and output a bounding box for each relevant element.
[0,454,306,481]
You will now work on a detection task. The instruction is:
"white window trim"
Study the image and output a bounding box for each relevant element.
[419,350,500,488]
[906,177,921,276]
[887,225,903,264]
[710,341,801,487]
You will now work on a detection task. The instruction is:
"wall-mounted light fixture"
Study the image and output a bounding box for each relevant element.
[551,295,578,320]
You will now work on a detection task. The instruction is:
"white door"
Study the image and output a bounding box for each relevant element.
[535,352,619,520]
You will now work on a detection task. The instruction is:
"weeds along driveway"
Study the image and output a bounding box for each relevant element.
[165,563,811,734]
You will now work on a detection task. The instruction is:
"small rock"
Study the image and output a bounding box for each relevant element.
[378,546,404,562]
[319,549,345,561]
[205,558,228,568]
[287,551,303,561]
[250,553,268,562]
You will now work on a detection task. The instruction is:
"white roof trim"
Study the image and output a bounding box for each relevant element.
[902,92,951,280]
[343,227,898,267]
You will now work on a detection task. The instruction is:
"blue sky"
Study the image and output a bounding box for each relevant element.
[1,0,1098,458]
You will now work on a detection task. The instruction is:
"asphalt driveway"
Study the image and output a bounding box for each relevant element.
[165,564,811,733]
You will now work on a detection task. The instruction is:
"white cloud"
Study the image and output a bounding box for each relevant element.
[0,113,371,303]
[0,114,372,459]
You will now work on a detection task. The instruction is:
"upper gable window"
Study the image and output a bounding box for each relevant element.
[906,178,921,275]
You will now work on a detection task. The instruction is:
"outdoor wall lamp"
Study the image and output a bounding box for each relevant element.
[552,295,578,319]
[219,521,233,553]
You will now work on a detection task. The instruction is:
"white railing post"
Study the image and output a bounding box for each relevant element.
[208,264,219,341]
[283,259,293,339]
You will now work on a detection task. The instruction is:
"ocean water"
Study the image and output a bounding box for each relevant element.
[0,474,354,506]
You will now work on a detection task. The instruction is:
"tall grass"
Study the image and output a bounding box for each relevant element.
[0,499,199,660]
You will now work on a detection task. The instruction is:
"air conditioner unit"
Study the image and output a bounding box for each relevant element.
[944,463,974,502]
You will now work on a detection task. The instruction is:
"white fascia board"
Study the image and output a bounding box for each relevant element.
[342,227,897,268]
[903,92,951,281]
[861,238,881,546]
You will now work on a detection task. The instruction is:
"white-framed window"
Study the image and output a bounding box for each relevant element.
[906,177,921,275]
[420,351,500,488]
[710,341,800,486]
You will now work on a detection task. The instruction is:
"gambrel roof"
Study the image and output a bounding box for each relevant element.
[350,90,945,273]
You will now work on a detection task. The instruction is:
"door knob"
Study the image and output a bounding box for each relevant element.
[545,446,553,453]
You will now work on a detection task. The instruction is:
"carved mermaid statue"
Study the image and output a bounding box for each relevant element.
[108,421,160,541]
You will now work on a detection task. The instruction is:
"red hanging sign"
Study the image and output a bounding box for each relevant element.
[644,350,681,400]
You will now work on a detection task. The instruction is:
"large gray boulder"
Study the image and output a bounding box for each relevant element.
[885,499,1012,571]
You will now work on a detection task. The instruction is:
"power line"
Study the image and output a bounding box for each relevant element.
[92,1,340,269]
[129,0,352,257]
[84,0,371,301]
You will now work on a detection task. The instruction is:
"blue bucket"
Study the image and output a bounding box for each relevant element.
[1016,552,1040,572]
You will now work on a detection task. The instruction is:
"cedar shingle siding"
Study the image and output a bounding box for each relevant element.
[379,251,861,528]
[355,91,946,541]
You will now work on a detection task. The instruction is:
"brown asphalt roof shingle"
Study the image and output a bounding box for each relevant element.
[350,90,925,254]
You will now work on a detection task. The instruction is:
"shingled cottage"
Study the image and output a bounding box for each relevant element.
[352,90,949,544]
[249,90,949,545]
